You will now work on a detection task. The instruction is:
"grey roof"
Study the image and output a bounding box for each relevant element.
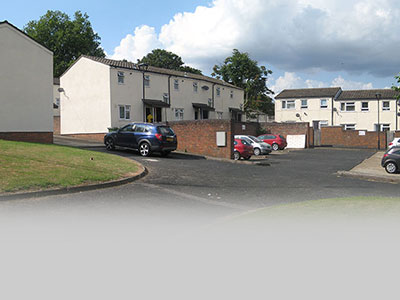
[80,55,241,90]
[0,20,53,53]
[337,89,399,101]
[275,87,342,99]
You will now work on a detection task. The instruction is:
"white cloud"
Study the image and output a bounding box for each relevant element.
[331,76,373,90]
[111,25,161,62]
[110,0,400,77]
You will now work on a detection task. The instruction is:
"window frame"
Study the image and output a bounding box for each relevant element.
[118,104,131,120]
[230,91,234,99]
[344,124,356,131]
[144,75,150,87]
[174,79,179,91]
[382,101,390,111]
[282,100,295,110]
[216,87,221,97]
[117,71,125,85]
[174,108,184,121]
[341,102,355,112]
[301,99,308,109]
[361,101,369,112]
[193,82,198,93]
[320,99,328,109]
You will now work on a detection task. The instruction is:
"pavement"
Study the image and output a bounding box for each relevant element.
[338,151,400,183]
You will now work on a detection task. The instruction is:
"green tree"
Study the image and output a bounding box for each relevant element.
[24,10,105,77]
[393,73,400,101]
[138,49,202,75]
[212,49,274,115]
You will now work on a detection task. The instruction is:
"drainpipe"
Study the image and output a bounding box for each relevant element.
[166,75,172,123]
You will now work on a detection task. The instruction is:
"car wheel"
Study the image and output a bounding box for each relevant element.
[160,151,171,157]
[105,138,115,151]
[272,143,279,151]
[139,142,151,157]
[254,148,261,156]
[385,162,398,174]
[233,151,241,160]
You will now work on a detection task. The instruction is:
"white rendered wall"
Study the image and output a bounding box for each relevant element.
[0,24,53,132]
[60,57,111,134]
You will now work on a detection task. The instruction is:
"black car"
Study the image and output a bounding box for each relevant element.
[381,146,400,174]
[104,123,177,157]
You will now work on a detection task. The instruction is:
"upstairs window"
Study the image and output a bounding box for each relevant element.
[174,79,179,90]
[230,91,234,99]
[341,102,355,112]
[382,101,390,111]
[320,99,328,109]
[216,87,221,97]
[282,100,295,110]
[208,98,213,107]
[301,99,308,109]
[193,82,198,93]
[361,102,369,111]
[118,71,125,84]
[119,105,131,120]
[144,75,150,87]
[163,93,169,103]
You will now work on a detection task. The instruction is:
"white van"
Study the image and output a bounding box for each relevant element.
[235,135,272,155]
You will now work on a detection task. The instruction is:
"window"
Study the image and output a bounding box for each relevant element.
[382,124,390,131]
[174,79,179,90]
[382,101,390,111]
[320,99,328,108]
[216,87,221,97]
[118,105,131,120]
[174,108,184,121]
[208,98,213,107]
[217,112,223,119]
[344,124,356,131]
[55,98,60,108]
[118,71,125,84]
[202,110,209,120]
[361,102,369,112]
[193,82,198,93]
[230,91,234,99]
[341,102,355,112]
[301,99,308,109]
[163,93,169,103]
[120,124,134,132]
[282,100,295,110]
[319,120,329,127]
[144,75,150,87]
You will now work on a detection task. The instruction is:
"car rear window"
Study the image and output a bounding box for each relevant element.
[158,126,175,136]
[279,135,285,139]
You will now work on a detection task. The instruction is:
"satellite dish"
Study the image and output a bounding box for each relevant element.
[296,113,300,117]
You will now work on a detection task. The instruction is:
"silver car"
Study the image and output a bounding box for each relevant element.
[235,135,272,155]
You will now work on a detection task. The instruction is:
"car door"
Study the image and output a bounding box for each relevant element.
[115,124,135,147]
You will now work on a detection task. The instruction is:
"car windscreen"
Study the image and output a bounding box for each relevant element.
[158,126,175,136]
[249,136,262,143]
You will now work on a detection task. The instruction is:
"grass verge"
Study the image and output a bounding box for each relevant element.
[0,139,140,193]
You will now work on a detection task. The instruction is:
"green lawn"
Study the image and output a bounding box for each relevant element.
[0,139,140,193]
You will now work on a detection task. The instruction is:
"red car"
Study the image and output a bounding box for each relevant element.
[234,138,253,160]
[258,134,287,151]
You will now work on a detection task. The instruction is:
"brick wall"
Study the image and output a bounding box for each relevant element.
[168,120,233,159]
[395,131,400,138]
[232,122,259,136]
[321,126,386,149]
[53,116,60,135]
[62,133,106,142]
[0,132,53,144]
[260,122,312,148]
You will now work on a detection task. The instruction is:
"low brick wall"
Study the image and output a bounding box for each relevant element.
[0,132,53,144]
[53,116,60,135]
[61,133,106,142]
[233,122,259,136]
[321,126,386,149]
[168,120,233,159]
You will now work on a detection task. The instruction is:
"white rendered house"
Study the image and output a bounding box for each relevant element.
[0,21,53,143]
[275,87,399,131]
[60,56,244,138]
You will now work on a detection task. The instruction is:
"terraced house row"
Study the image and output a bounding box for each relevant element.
[275,87,400,131]
[60,56,244,139]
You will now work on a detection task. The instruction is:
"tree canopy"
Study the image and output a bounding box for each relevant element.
[212,49,274,115]
[24,10,105,77]
[393,73,400,101]
[138,49,202,75]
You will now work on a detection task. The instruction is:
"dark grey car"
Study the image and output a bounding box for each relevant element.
[381,147,400,174]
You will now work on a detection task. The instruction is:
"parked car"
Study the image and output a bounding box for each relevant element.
[258,134,287,151]
[381,147,400,174]
[235,135,272,155]
[104,123,177,157]
[234,138,253,160]
[388,138,400,149]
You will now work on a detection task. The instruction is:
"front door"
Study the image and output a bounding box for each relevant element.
[145,106,153,123]
[155,107,162,123]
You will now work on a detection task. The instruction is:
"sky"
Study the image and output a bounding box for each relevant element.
[2,0,400,95]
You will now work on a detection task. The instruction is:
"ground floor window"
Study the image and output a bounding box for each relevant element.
[343,124,356,130]
[202,109,209,120]
[217,112,223,119]
[119,105,131,120]
[319,120,329,128]
[381,124,390,131]
[175,108,184,120]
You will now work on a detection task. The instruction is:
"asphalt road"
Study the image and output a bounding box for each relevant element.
[1,145,398,225]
